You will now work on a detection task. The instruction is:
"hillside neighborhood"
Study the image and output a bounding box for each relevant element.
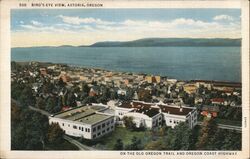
[11,61,242,150]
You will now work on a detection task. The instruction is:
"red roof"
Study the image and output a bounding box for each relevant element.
[62,106,71,111]
[210,98,224,103]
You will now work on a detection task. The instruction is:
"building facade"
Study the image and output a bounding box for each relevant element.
[114,101,197,129]
[49,104,115,139]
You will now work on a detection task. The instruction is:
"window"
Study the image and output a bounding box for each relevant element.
[111,126,114,129]
[97,125,101,130]
[111,119,114,123]
[107,127,110,131]
[73,125,77,129]
[170,120,172,123]
[82,127,84,131]
[87,128,90,132]
[68,124,70,127]
[79,127,81,130]
[93,134,96,138]
[93,127,96,132]
[102,123,105,128]
[102,130,105,134]
[107,121,110,125]
[85,128,88,132]
[97,132,101,136]
[62,123,64,126]
[174,121,176,124]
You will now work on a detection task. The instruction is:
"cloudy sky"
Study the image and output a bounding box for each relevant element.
[11,9,241,47]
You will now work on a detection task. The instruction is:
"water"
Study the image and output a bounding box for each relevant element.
[11,46,241,82]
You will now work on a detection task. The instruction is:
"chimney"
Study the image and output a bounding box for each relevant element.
[180,106,183,112]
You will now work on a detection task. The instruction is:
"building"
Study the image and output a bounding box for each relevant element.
[115,101,162,128]
[49,104,115,139]
[39,68,47,76]
[115,101,197,129]
[145,76,161,84]
[158,104,197,128]
[201,105,219,118]
[210,98,225,105]
[183,84,198,94]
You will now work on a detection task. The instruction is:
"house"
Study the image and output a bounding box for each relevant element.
[145,76,161,84]
[117,89,126,96]
[210,98,225,105]
[49,104,115,139]
[183,84,197,94]
[62,106,71,111]
[89,86,100,96]
[114,101,197,129]
[39,68,47,76]
[195,96,203,105]
[115,101,162,128]
[158,104,197,128]
[201,105,219,118]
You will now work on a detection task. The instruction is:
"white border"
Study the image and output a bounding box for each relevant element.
[0,0,249,159]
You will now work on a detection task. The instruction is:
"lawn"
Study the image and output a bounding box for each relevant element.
[80,126,152,150]
[103,126,151,149]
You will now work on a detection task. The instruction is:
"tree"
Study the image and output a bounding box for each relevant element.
[137,89,152,102]
[123,116,136,131]
[47,123,64,144]
[19,86,35,106]
[82,82,90,97]
[125,136,142,150]
[36,97,46,110]
[163,122,192,150]
[46,97,57,113]
[66,92,77,107]
[82,96,97,105]
[11,102,21,123]
[125,89,134,101]
[196,118,217,150]
[58,78,66,88]
[113,138,124,150]
[11,107,49,150]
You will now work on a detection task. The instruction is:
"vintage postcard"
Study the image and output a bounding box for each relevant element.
[0,0,249,159]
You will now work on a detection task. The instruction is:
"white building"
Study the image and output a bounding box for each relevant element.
[49,104,115,140]
[158,104,197,128]
[49,101,197,140]
[115,101,197,129]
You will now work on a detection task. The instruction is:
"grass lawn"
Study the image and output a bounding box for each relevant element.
[103,126,151,149]
[80,126,152,150]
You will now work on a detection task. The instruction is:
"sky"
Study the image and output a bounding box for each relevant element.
[11,9,241,47]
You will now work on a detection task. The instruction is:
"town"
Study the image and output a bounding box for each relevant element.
[11,61,242,150]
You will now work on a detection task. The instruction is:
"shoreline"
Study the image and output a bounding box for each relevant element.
[11,60,242,84]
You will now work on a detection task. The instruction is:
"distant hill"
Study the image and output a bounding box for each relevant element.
[84,38,241,47]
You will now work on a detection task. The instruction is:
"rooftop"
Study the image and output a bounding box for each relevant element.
[76,113,112,125]
[118,101,195,117]
[158,105,194,116]
[53,105,113,125]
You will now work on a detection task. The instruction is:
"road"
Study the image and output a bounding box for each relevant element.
[197,121,242,132]
[28,106,51,117]
[63,135,97,151]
